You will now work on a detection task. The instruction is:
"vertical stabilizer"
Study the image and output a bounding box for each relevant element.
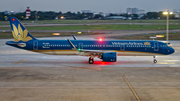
[9,17,36,42]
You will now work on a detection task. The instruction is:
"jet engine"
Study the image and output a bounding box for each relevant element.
[102,52,117,62]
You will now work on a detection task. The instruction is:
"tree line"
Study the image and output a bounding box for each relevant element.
[0,11,176,21]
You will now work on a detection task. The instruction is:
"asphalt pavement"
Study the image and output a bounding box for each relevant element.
[0,35,180,101]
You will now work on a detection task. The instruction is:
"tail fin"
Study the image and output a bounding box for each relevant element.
[9,17,36,42]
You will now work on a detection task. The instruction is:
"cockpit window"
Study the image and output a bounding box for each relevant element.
[160,41,172,47]
[163,45,168,47]
[167,43,172,47]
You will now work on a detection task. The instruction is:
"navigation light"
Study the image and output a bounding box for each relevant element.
[99,38,102,41]
[12,18,15,21]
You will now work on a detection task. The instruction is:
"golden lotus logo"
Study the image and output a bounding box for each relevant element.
[12,24,32,42]
[144,42,151,45]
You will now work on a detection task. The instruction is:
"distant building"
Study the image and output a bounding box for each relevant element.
[173,9,180,13]
[10,11,15,15]
[173,9,180,18]
[93,12,106,17]
[4,11,16,15]
[175,14,180,18]
[127,8,145,15]
[105,16,126,20]
[81,10,91,13]
[4,11,9,15]
[137,10,145,15]
[127,8,138,14]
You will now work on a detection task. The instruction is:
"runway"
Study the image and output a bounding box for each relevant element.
[0,36,180,101]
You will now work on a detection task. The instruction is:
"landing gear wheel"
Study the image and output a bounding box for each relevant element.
[153,56,157,63]
[89,58,94,64]
[153,59,157,63]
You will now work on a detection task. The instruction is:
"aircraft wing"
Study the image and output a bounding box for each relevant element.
[77,49,113,56]
[67,39,113,56]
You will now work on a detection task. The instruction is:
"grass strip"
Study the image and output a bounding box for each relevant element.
[0,24,180,30]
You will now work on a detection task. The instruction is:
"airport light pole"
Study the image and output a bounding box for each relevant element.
[163,10,173,42]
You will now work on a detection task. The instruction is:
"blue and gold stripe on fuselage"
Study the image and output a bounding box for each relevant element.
[32,50,78,55]
[30,49,165,56]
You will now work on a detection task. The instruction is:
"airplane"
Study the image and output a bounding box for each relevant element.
[6,17,175,64]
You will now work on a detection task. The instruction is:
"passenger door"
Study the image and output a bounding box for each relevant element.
[79,43,83,49]
[120,45,125,51]
[154,42,159,51]
[33,41,38,50]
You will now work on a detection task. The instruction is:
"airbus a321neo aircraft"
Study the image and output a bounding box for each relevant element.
[6,17,175,64]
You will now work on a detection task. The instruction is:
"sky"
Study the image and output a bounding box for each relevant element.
[0,0,179,13]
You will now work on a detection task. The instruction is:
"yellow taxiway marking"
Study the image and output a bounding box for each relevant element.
[12,62,22,64]
[20,60,28,62]
[122,74,140,101]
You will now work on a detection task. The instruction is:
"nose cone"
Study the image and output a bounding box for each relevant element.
[170,47,175,54]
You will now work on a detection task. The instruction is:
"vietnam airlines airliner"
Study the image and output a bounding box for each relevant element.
[6,17,175,64]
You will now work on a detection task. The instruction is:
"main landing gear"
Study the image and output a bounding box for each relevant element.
[89,57,94,64]
[153,56,157,63]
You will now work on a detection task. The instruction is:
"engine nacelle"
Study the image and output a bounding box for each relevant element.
[102,52,117,62]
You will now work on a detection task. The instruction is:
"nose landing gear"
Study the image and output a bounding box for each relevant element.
[153,56,157,63]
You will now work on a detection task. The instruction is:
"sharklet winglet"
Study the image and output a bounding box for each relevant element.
[72,35,77,40]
